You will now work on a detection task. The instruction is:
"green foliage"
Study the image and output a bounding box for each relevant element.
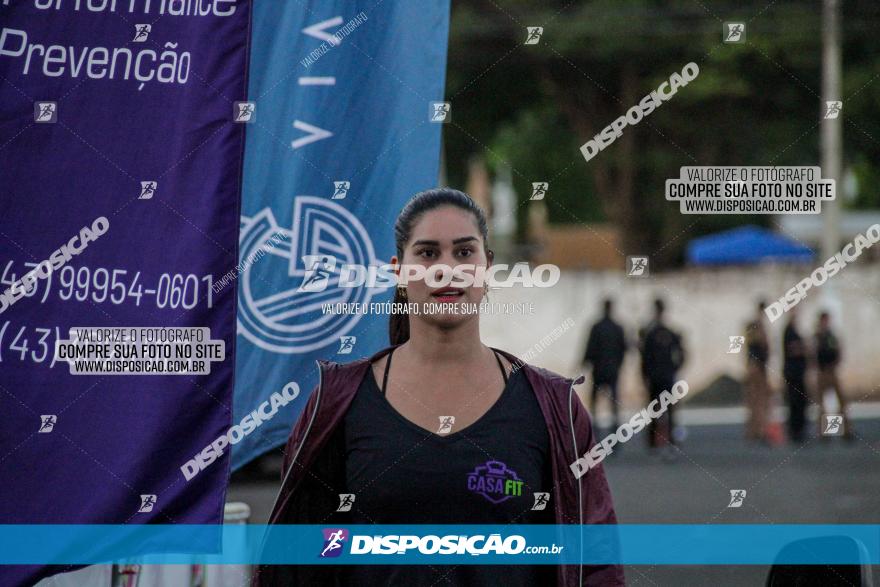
[444,0,880,264]
[489,107,604,226]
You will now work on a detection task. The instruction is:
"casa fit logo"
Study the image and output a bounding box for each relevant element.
[467,460,524,504]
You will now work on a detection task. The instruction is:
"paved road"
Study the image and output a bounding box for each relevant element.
[229,416,880,586]
[602,418,880,586]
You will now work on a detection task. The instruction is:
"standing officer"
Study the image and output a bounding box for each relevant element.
[744,301,771,442]
[783,307,809,443]
[815,312,853,440]
[583,298,627,432]
[640,298,685,449]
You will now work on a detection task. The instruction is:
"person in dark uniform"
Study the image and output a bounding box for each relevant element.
[744,301,771,442]
[583,299,627,432]
[782,307,809,443]
[815,311,853,440]
[640,298,685,449]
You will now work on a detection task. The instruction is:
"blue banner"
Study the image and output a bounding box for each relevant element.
[232,1,450,466]
[2,525,879,565]
[0,2,250,585]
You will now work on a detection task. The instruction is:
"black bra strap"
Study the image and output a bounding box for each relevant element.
[381,348,508,395]
[493,350,509,384]
[380,349,394,396]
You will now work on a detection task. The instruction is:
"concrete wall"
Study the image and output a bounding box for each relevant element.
[481,264,880,409]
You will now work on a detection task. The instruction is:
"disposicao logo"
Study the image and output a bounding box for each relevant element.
[318,530,549,557]
[320,528,349,558]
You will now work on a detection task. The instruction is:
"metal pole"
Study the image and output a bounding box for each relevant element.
[820,0,842,312]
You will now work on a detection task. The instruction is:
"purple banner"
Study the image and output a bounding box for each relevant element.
[0,2,250,585]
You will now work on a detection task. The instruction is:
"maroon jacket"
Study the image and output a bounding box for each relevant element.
[254,346,625,586]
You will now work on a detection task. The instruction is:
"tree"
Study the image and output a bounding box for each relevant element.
[446,0,880,266]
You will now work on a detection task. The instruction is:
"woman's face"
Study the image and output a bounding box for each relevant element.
[394,206,489,328]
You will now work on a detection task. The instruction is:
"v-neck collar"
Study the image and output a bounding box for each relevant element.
[366,364,520,442]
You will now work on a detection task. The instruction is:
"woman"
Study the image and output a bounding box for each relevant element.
[255,188,624,586]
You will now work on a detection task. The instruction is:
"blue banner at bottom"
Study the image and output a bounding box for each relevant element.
[0,525,878,565]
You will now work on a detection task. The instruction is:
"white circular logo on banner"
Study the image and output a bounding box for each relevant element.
[237,196,384,354]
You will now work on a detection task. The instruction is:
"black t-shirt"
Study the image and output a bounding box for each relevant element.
[746,321,769,365]
[783,323,806,374]
[342,364,554,586]
[641,322,684,382]
[816,330,840,367]
[584,317,626,383]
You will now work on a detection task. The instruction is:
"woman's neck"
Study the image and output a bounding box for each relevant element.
[402,318,488,366]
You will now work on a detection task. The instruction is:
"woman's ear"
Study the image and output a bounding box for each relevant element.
[486,249,494,265]
[391,254,400,275]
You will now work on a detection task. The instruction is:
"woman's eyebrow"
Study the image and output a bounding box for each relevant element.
[411,236,478,247]
[453,236,479,244]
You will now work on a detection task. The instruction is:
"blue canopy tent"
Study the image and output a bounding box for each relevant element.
[686,225,814,265]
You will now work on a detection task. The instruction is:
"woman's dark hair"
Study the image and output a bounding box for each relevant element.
[389,188,490,345]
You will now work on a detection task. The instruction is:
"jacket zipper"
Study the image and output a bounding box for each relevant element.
[567,376,584,587]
